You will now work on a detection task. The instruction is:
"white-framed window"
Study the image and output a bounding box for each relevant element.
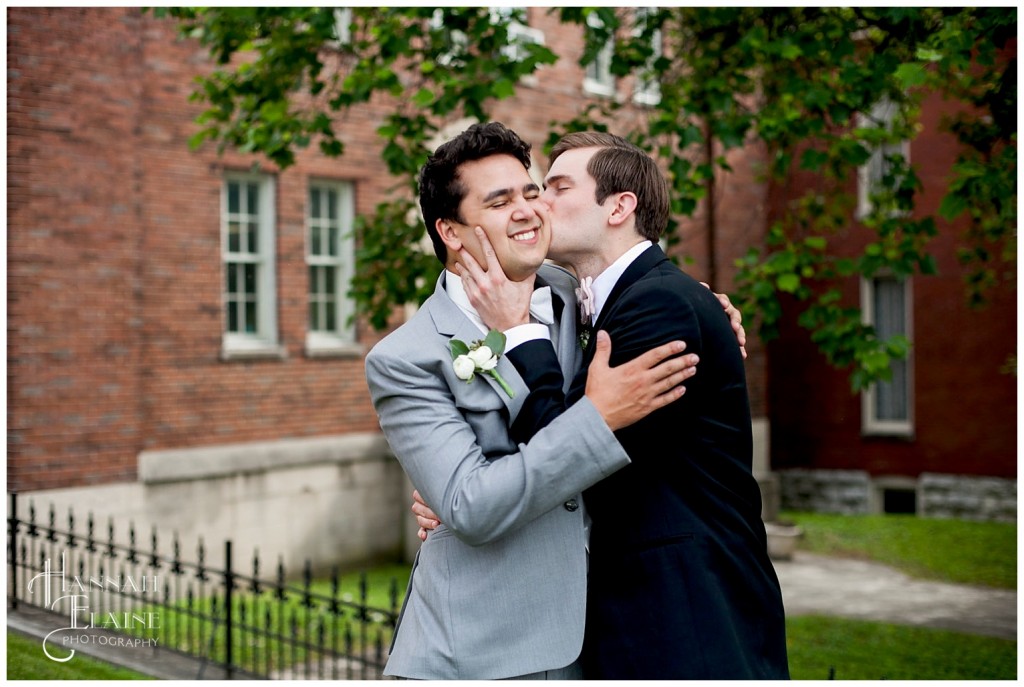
[221,173,281,358]
[490,7,545,65]
[857,99,910,219]
[583,12,616,98]
[861,274,914,436]
[306,180,358,355]
[632,7,662,106]
[331,8,352,46]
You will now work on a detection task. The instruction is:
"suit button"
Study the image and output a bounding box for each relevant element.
[564,499,579,512]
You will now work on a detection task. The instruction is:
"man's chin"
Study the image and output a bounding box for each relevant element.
[507,256,549,282]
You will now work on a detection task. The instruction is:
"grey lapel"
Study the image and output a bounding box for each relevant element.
[427,272,529,423]
[538,265,581,392]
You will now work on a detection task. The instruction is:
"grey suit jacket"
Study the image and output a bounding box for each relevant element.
[365,264,630,679]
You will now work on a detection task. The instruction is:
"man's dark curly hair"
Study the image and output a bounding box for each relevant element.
[419,122,533,265]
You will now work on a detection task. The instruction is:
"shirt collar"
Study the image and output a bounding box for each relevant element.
[589,241,652,323]
[445,269,488,335]
[445,270,555,332]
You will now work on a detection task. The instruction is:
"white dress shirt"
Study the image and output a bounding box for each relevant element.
[588,241,653,325]
[445,270,551,351]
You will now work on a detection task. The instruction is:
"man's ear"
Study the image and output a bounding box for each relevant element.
[607,192,639,227]
[436,219,463,252]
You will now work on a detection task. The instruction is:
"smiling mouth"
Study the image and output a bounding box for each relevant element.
[511,228,539,242]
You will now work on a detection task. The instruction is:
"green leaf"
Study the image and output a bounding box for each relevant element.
[483,329,506,356]
[776,273,801,293]
[938,193,969,220]
[799,149,830,172]
[492,78,515,99]
[449,338,469,360]
[894,62,928,89]
[412,88,435,107]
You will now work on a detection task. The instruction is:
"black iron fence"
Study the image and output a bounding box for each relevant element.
[7,492,404,679]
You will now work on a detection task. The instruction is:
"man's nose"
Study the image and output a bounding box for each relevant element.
[511,197,537,220]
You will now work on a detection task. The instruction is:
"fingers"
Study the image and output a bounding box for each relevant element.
[412,489,426,507]
[416,513,440,529]
[418,527,428,542]
[643,353,698,393]
[455,247,485,285]
[474,227,502,273]
[633,338,688,369]
[591,330,612,369]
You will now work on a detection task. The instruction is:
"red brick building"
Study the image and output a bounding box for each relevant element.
[8,8,1015,527]
[768,87,1017,517]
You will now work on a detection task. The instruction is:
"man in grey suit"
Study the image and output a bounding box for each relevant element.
[364,122,698,679]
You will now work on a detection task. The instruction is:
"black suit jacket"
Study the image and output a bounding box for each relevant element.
[507,245,789,679]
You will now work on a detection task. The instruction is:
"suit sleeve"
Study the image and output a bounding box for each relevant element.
[365,348,630,547]
[505,339,569,443]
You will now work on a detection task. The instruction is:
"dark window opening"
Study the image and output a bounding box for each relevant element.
[883,488,917,514]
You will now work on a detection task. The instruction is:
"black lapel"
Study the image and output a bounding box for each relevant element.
[578,244,669,369]
[592,244,668,334]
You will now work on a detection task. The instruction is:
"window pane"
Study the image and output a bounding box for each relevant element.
[311,225,322,256]
[244,264,257,295]
[327,190,337,220]
[326,299,337,331]
[872,276,908,422]
[309,266,318,295]
[247,222,258,254]
[877,360,908,421]
[310,188,321,219]
[228,221,241,253]
[874,278,904,338]
[227,300,239,332]
[328,226,338,257]
[226,263,238,293]
[245,300,257,333]
[325,265,336,293]
[228,182,240,214]
[247,183,258,214]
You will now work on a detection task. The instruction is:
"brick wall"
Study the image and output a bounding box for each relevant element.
[767,89,1017,479]
[8,8,773,491]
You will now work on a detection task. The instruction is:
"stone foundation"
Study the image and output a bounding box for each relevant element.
[778,468,1016,522]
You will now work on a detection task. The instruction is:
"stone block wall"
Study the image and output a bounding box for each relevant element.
[779,468,1017,522]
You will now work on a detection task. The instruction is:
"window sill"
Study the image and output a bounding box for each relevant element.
[220,344,288,362]
[583,79,617,99]
[305,340,365,359]
[861,425,915,440]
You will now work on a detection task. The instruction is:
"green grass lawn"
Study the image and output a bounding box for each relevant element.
[782,512,1016,679]
[787,615,1016,679]
[6,631,151,680]
[782,511,1016,588]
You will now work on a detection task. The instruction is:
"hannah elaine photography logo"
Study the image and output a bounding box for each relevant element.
[26,551,161,663]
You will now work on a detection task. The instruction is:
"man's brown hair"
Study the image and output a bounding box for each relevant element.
[549,132,670,241]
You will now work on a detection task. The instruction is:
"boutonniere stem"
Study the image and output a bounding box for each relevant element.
[450,329,515,398]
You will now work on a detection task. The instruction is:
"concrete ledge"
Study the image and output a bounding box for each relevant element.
[138,432,392,484]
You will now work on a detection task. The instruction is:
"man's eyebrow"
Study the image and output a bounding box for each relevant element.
[544,174,571,187]
[482,188,513,204]
[482,183,540,203]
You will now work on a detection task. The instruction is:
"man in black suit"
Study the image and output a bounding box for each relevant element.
[453,131,789,679]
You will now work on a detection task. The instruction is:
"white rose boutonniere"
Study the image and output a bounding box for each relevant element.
[450,329,515,398]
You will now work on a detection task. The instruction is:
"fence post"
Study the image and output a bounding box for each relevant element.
[8,493,17,610]
[224,540,233,679]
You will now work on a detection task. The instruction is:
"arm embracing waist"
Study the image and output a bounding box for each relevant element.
[366,350,629,546]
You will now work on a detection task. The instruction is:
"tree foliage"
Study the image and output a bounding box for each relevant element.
[156,7,1015,390]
